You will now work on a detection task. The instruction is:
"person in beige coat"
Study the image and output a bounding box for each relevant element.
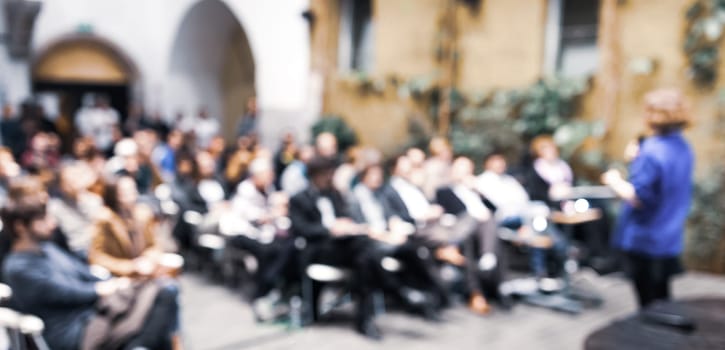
[89,175,162,278]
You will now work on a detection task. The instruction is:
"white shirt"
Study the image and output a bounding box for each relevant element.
[533,158,573,185]
[194,117,220,148]
[316,196,336,229]
[232,179,271,222]
[281,161,308,197]
[452,184,490,220]
[476,171,531,219]
[75,106,119,151]
[390,176,430,221]
[198,179,225,207]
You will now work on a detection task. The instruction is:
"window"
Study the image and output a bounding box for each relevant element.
[544,0,599,76]
[338,0,374,73]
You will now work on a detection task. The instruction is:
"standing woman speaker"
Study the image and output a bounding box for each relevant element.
[602,88,694,308]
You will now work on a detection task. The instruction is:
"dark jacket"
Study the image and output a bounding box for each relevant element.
[435,186,497,216]
[289,186,350,241]
[523,165,552,204]
[377,184,416,224]
[348,186,395,226]
[3,243,100,350]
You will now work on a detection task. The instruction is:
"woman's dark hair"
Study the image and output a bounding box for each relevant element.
[102,175,134,214]
[175,149,199,181]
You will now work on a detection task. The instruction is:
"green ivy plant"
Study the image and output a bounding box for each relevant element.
[448,76,603,172]
[686,165,725,272]
[684,0,725,88]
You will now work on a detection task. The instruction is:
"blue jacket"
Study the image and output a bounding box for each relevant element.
[613,132,694,257]
[3,243,100,350]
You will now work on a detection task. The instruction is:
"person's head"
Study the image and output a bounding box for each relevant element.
[73,137,96,160]
[391,154,412,178]
[2,104,13,119]
[246,97,257,115]
[359,164,384,190]
[530,135,559,161]
[167,129,184,150]
[115,138,140,174]
[406,148,426,167]
[195,150,217,179]
[103,175,138,212]
[281,131,295,145]
[484,153,507,175]
[133,129,157,158]
[58,162,96,199]
[208,136,226,155]
[643,88,691,134]
[0,177,54,244]
[95,95,110,109]
[315,132,338,158]
[307,156,337,191]
[175,150,198,179]
[249,157,275,189]
[450,156,474,183]
[429,137,452,162]
[198,107,209,119]
[297,144,316,164]
[29,133,50,152]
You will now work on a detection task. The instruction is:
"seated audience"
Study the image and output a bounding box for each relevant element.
[524,135,611,268]
[280,144,315,196]
[89,175,162,277]
[435,156,503,311]
[477,152,566,278]
[2,177,180,350]
[228,158,296,302]
[288,157,388,339]
[47,162,104,256]
[380,154,491,314]
[349,163,449,316]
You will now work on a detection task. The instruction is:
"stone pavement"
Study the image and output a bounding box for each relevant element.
[179,271,725,350]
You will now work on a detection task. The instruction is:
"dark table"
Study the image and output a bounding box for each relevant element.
[585,298,725,350]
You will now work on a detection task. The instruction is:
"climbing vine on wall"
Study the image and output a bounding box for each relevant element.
[684,0,725,88]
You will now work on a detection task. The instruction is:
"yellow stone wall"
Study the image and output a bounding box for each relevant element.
[311,0,724,172]
[604,0,724,175]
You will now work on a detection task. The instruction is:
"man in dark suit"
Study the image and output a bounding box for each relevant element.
[288,156,385,339]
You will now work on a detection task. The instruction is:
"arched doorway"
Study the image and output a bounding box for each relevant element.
[31,34,138,151]
[167,0,256,141]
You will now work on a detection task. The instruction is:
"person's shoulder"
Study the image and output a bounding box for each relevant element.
[94,206,115,223]
[3,251,45,277]
[290,187,311,202]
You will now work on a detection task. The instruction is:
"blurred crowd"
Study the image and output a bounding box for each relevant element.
[0,94,617,347]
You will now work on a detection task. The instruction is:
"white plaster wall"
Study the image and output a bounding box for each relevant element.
[0,0,32,107]
[20,0,319,144]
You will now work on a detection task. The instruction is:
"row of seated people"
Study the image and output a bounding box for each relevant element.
[176,144,574,339]
[0,171,183,350]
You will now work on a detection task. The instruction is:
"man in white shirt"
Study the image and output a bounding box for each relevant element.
[476,152,567,279]
[74,95,120,154]
[227,157,296,307]
[193,107,220,149]
[476,153,532,222]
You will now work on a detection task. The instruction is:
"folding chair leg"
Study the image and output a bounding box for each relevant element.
[29,334,50,350]
[301,277,315,326]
